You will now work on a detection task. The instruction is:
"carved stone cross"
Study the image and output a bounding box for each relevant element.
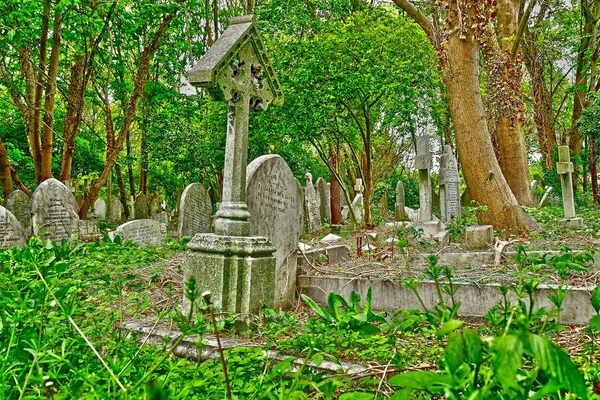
[188,15,283,236]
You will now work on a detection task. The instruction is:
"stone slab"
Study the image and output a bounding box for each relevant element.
[465,225,494,249]
[113,219,165,246]
[560,217,584,229]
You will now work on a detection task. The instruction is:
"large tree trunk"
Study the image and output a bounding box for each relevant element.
[443,30,537,233]
[481,0,533,206]
[0,140,14,197]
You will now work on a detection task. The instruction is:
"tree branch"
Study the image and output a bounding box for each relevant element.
[511,0,537,59]
[392,0,436,45]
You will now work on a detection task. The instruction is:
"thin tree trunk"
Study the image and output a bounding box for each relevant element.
[0,140,14,197]
[126,130,136,197]
[9,167,32,197]
[115,163,130,220]
[329,147,342,224]
[59,54,85,181]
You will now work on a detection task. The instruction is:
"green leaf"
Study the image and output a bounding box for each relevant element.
[388,370,451,392]
[358,323,381,335]
[436,319,463,337]
[349,290,361,312]
[311,352,324,367]
[364,286,373,314]
[301,294,334,321]
[525,334,588,399]
[339,392,374,400]
[591,285,600,314]
[445,332,466,374]
[491,335,523,390]
[463,327,482,365]
[590,315,600,331]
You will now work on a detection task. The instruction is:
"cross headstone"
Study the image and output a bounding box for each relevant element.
[246,155,304,308]
[30,178,79,243]
[0,205,26,249]
[304,172,322,230]
[178,183,212,237]
[395,181,405,221]
[315,177,331,224]
[415,135,433,222]
[185,15,282,320]
[556,146,583,228]
[439,145,460,222]
[4,189,32,235]
[93,198,107,220]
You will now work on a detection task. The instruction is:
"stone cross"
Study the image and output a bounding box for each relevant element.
[354,178,364,194]
[415,135,433,222]
[556,146,583,227]
[188,15,283,237]
[161,200,167,210]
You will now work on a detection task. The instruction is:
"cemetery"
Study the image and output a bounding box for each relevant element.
[2,2,600,399]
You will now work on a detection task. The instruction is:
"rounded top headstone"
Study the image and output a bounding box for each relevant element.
[0,205,26,249]
[178,183,212,237]
[30,178,79,243]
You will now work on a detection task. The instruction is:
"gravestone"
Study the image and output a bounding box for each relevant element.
[93,198,107,220]
[184,15,281,320]
[178,183,212,237]
[4,189,32,235]
[538,186,553,208]
[439,145,461,222]
[30,178,79,243]
[556,146,583,228]
[304,172,321,230]
[415,135,433,222]
[78,220,98,236]
[246,154,304,308]
[316,177,331,224]
[134,193,149,219]
[351,193,364,225]
[149,197,159,217]
[112,219,165,246]
[153,211,169,234]
[531,180,539,204]
[110,198,123,221]
[395,181,405,221]
[0,205,26,249]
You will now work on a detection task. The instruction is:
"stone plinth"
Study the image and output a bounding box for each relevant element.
[560,217,584,229]
[183,234,276,318]
[465,225,494,249]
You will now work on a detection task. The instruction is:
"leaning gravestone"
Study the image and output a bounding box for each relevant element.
[395,181,405,221]
[93,198,107,220]
[134,193,149,219]
[112,219,165,246]
[246,154,304,309]
[110,198,123,221]
[304,172,321,230]
[0,205,26,249]
[4,189,32,235]
[178,183,212,237]
[315,177,331,224]
[30,178,79,243]
[556,146,583,228]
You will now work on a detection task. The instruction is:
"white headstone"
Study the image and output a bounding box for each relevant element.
[315,177,331,223]
[0,205,26,249]
[112,219,165,246]
[246,155,304,308]
[4,190,32,235]
[415,135,433,222]
[439,145,460,222]
[178,183,212,237]
[93,198,107,220]
[351,194,364,225]
[304,172,322,231]
[30,178,79,243]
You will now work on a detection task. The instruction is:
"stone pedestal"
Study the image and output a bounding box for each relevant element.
[465,225,494,249]
[183,234,276,319]
[559,217,584,229]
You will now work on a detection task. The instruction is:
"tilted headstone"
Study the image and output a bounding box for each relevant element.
[315,177,331,223]
[415,135,433,222]
[93,198,107,220]
[112,219,165,246]
[0,205,26,249]
[538,186,552,208]
[556,146,583,228]
[110,198,123,221]
[4,189,32,235]
[178,183,212,237]
[134,193,149,219]
[439,145,460,222]
[246,155,304,308]
[184,15,282,318]
[30,178,79,243]
[304,172,322,230]
[395,181,405,221]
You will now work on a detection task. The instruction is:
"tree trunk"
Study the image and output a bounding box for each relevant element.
[0,140,14,197]
[443,30,537,233]
[115,163,130,220]
[329,147,342,224]
[126,130,136,197]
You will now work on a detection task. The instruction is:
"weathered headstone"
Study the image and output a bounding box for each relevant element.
[316,177,331,223]
[112,219,165,246]
[415,135,433,222]
[178,183,212,237]
[439,145,461,222]
[4,190,32,235]
[395,181,405,221]
[149,197,159,217]
[78,220,98,236]
[246,154,304,308]
[465,225,494,249]
[30,178,79,243]
[93,198,107,220]
[153,211,169,234]
[304,172,322,230]
[110,198,123,221]
[0,205,26,249]
[184,15,281,319]
[556,146,583,228]
[134,193,149,219]
[531,180,539,204]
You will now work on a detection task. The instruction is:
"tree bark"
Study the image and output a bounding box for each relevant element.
[329,147,342,224]
[115,163,130,220]
[0,140,14,197]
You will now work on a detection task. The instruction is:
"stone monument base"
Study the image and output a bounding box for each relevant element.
[183,233,276,325]
[559,218,584,229]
